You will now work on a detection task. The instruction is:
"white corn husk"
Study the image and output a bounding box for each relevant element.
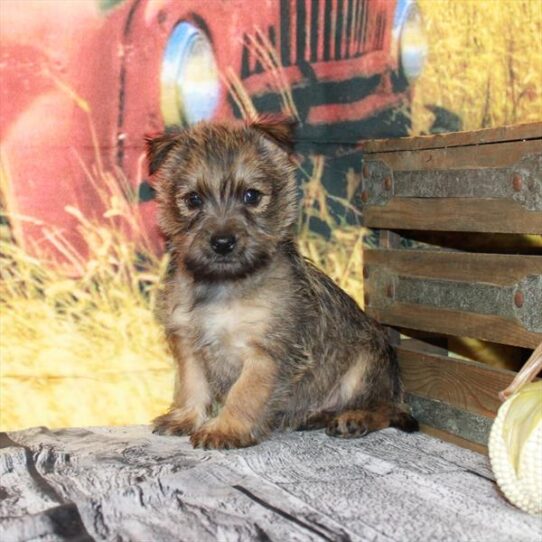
[489,342,542,515]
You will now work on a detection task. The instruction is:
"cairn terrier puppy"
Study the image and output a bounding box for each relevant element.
[147,117,417,449]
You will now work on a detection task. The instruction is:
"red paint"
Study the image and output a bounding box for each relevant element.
[0,0,404,268]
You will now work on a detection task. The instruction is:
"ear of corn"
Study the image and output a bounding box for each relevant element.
[503,382,542,474]
[489,346,542,515]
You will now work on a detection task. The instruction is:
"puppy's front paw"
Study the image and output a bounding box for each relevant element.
[152,407,203,436]
[326,412,369,439]
[190,418,256,449]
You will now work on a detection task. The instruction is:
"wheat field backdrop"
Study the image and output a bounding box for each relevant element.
[1,0,541,431]
[413,0,542,133]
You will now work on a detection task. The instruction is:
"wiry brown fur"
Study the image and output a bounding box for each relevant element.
[148,118,417,449]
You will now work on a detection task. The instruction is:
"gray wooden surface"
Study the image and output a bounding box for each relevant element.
[1,426,541,542]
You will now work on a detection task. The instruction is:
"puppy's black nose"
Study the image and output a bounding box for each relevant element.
[210,234,236,255]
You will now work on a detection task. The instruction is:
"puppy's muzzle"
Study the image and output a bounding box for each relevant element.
[210,234,237,255]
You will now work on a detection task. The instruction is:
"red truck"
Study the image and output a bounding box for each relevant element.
[0,0,427,262]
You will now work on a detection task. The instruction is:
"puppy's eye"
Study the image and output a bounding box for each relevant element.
[243,189,262,206]
[185,192,203,210]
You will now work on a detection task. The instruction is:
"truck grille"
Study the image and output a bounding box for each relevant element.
[240,0,390,78]
[280,0,388,66]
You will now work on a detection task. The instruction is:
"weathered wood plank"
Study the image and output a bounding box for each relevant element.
[406,394,493,447]
[361,125,542,458]
[364,250,541,345]
[364,198,542,233]
[361,139,541,234]
[397,344,515,418]
[363,152,540,211]
[419,424,488,455]
[365,249,542,286]
[360,122,542,153]
[363,139,541,171]
[5,425,541,542]
[367,304,541,348]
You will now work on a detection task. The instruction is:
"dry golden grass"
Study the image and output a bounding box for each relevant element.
[413,0,542,134]
[0,165,174,431]
[3,0,540,431]
[1,46,364,431]
[297,156,366,300]
[0,152,365,432]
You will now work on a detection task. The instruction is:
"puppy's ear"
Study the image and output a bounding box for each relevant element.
[249,115,297,154]
[145,131,182,175]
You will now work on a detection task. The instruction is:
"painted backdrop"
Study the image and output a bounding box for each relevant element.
[1,0,540,430]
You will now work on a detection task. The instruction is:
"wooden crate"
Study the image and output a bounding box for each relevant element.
[360,122,542,454]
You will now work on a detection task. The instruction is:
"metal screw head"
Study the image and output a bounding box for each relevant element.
[384,176,392,190]
[512,174,522,192]
[514,290,525,308]
[361,191,369,203]
[386,283,394,298]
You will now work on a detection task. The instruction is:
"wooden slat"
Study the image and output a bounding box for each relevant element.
[360,122,542,153]
[363,139,541,170]
[407,394,493,446]
[419,424,488,455]
[364,249,542,286]
[364,198,542,234]
[368,304,541,348]
[397,344,514,418]
[362,138,542,233]
[364,249,541,345]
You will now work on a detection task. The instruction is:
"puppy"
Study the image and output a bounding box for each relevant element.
[147,118,417,449]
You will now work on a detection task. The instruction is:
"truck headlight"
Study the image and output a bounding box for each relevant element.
[161,21,220,126]
[394,0,428,82]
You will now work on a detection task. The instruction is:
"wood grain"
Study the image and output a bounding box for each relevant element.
[8,425,542,542]
[407,394,493,446]
[367,303,541,348]
[364,198,542,234]
[360,122,542,153]
[364,249,542,286]
[397,344,514,418]
[363,139,541,171]
[419,424,488,455]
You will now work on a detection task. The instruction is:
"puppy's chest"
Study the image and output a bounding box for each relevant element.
[203,300,272,390]
[199,300,269,349]
[171,296,271,388]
